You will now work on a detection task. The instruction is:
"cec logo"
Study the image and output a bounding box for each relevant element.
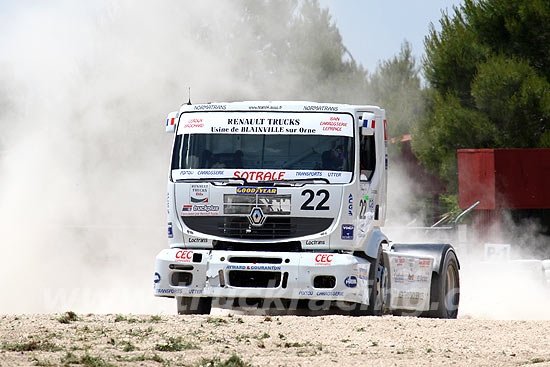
[175,250,193,262]
[315,254,333,265]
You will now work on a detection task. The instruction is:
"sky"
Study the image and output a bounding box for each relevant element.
[319,0,464,72]
[0,0,464,74]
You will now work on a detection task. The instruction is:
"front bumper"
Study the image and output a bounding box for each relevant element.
[153,249,371,304]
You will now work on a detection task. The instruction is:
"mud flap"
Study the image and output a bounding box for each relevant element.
[382,251,392,312]
[383,252,434,312]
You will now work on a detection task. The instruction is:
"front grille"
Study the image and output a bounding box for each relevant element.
[224,194,291,215]
[182,216,333,240]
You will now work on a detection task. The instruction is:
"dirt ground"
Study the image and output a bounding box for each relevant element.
[1,313,549,367]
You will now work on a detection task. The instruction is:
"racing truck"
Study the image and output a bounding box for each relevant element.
[154,101,460,318]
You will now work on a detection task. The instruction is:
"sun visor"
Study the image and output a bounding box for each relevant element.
[176,112,354,137]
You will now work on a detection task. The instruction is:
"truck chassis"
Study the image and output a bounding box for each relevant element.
[154,101,460,318]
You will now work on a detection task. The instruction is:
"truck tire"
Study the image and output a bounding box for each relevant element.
[351,246,385,316]
[425,251,460,319]
[176,297,212,315]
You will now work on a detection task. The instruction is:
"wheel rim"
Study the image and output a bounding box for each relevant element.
[445,261,458,310]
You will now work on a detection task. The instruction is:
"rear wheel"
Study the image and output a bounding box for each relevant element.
[176,297,212,315]
[425,251,460,319]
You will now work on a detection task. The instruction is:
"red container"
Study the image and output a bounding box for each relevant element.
[458,149,550,210]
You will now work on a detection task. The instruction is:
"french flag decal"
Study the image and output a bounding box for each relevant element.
[165,111,178,132]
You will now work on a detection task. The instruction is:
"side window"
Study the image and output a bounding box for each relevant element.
[171,134,183,170]
[360,135,375,181]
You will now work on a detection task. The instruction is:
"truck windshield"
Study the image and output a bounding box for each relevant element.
[172,134,353,172]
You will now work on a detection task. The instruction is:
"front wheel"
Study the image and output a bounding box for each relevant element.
[425,251,460,319]
[176,297,212,315]
[351,246,386,316]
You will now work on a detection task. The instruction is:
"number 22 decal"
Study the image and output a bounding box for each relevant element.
[301,189,330,210]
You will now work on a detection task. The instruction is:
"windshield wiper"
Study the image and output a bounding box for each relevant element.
[175,177,248,185]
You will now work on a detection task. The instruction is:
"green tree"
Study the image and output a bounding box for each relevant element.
[287,0,369,102]
[369,40,424,139]
[191,0,369,102]
[414,0,550,190]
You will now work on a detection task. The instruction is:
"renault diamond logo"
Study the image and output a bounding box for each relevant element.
[249,207,265,226]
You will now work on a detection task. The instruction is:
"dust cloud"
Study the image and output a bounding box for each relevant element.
[0,0,267,314]
[0,0,198,314]
[0,0,369,314]
[1,0,547,319]
[383,165,550,320]
[457,211,550,320]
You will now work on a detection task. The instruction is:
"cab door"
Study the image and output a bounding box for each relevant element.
[357,112,384,237]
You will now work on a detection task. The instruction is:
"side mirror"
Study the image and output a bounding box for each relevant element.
[361,112,375,136]
[165,111,179,133]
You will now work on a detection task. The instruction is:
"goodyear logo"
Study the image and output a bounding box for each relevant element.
[236,187,277,195]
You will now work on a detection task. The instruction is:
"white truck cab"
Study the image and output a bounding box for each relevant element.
[154,101,460,318]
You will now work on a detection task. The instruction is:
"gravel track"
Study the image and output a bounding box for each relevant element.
[1,313,550,366]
